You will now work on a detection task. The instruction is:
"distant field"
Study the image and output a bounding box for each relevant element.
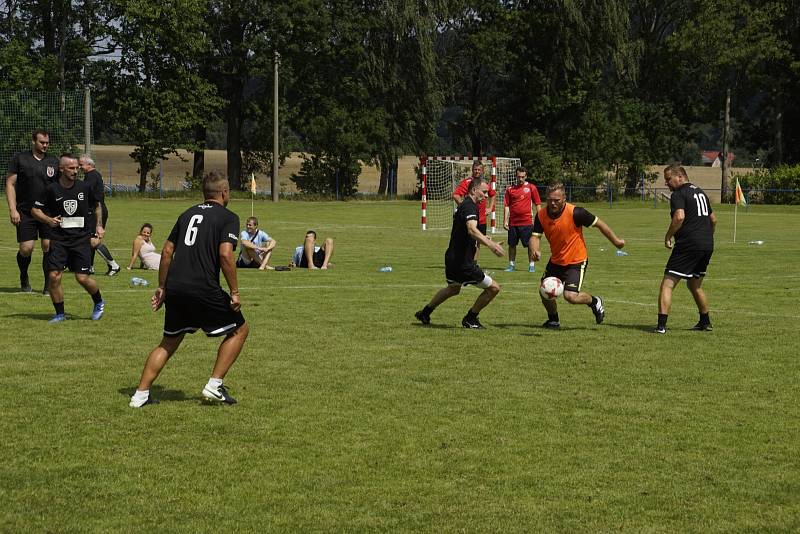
[89,146,747,200]
[91,146,421,195]
[2,198,799,531]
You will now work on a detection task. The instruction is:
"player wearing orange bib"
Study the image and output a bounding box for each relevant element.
[531,183,625,329]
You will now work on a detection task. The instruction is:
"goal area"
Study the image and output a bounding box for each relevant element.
[0,89,92,191]
[420,156,522,231]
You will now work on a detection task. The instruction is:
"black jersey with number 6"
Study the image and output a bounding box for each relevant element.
[670,183,714,250]
[165,202,240,295]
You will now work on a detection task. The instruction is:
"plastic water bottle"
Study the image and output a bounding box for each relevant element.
[748,240,764,245]
[379,265,393,272]
[130,277,149,287]
[615,250,629,257]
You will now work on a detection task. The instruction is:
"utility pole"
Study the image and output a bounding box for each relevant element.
[272,50,280,202]
[84,86,92,155]
[721,88,731,202]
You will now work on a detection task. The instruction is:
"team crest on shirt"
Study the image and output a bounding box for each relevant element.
[47,166,55,177]
[64,199,78,215]
[78,192,84,200]
[523,187,530,193]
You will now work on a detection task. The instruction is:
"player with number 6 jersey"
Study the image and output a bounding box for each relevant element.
[129,172,249,408]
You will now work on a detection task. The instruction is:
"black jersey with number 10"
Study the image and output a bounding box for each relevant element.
[165,202,240,295]
[670,183,714,250]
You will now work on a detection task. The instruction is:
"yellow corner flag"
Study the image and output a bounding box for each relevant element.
[250,173,257,194]
[735,178,747,206]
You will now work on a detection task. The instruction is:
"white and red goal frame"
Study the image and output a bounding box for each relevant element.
[420,155,521,231]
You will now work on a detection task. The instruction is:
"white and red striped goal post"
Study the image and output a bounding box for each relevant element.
[419,155,499,231]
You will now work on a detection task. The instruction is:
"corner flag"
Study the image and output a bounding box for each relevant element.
[735,178,747,206]
[250,173,257,194]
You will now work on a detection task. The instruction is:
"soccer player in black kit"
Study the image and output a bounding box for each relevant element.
[79,154,121,275]
[129,172,249,408]
[5,129,59,293]
[32,155,106,323]
[415,177,505,328]
[655,164,717,334]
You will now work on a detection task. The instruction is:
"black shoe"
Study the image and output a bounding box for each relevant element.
[415,310,431,325]
[107,266,121,276]
[202,383,237,404]
[20,275,32,293]
[542,319,561,329]
[591,296,605,324]
[653,325,666,334]
[691,322,713,331]
[461,315,484,329]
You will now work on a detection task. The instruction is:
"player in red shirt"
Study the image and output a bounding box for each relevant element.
[502,167,542,272]
[452,162,496,261]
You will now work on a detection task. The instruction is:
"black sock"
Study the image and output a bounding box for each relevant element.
[17,252,31,278]
[96,244,115,263]
[589,296,598,309]
[54,301,65,315]
[657,313,668,328]
[548,313,559,322]
[42,252,49,290]
[699,312,710,325]
[465,309,478,321]
[422,305,434,316]
[91,290,103,305]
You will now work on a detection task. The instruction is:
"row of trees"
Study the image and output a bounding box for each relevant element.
[1,0,799,195]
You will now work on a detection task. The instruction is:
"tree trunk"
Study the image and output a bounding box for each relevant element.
[378,155,388,195]
[138,166,148,193]
[774,90,783,166]
[226,104,242,190]
[193,124,206,179]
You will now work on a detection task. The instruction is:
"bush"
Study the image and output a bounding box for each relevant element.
[290,153,360,198]
[732,164,800,205]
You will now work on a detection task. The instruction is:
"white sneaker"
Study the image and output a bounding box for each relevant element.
[202,383,237,404]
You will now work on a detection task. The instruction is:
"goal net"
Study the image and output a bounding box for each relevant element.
[0,90,92,191]
[420,156,522,231]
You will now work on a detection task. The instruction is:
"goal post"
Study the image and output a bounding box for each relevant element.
[0,89,93,191]
[420,155,522,231]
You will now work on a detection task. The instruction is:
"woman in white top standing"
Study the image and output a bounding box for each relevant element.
[127,223,161,270]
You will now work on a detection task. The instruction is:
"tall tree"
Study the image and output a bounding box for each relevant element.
[107,0,221,191]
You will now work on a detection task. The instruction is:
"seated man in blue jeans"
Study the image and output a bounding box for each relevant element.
[291,230,334,269]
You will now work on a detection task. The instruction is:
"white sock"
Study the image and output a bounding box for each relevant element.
[509,261,515,266]
[110,260,120,269]
[206,377,223,390]
[132,389,149,401]
[529,262,535,267]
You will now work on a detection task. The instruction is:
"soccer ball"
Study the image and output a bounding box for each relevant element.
[539,276,564,300]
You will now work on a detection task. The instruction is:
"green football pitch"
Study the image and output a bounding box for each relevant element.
[2,198,798,531]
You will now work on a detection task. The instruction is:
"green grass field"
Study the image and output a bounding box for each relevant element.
[2,198,798,532]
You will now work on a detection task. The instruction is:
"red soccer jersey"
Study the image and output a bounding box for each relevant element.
[454,178,496,225]
[503,182,541,226]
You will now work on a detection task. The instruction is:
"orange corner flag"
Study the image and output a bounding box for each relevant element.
[250,173,257,194]
[735,178,747,207]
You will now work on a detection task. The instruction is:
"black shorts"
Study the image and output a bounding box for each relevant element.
[299,248,325,268]
[665,248,713,279]
[47,237,93,273]
[163,290,246,337]
[236,256,259,268]
[507,225,533,247]
[445,261,488,287]
[16,210,51,242]
[87,203,109,235]
[543,260,588,294]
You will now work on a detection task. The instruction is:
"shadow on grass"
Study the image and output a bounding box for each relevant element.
[604,322,658,333]
[118,385,201,404]
[412,322,455,329]
[5,311,69,320]
[0,287,38,294]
